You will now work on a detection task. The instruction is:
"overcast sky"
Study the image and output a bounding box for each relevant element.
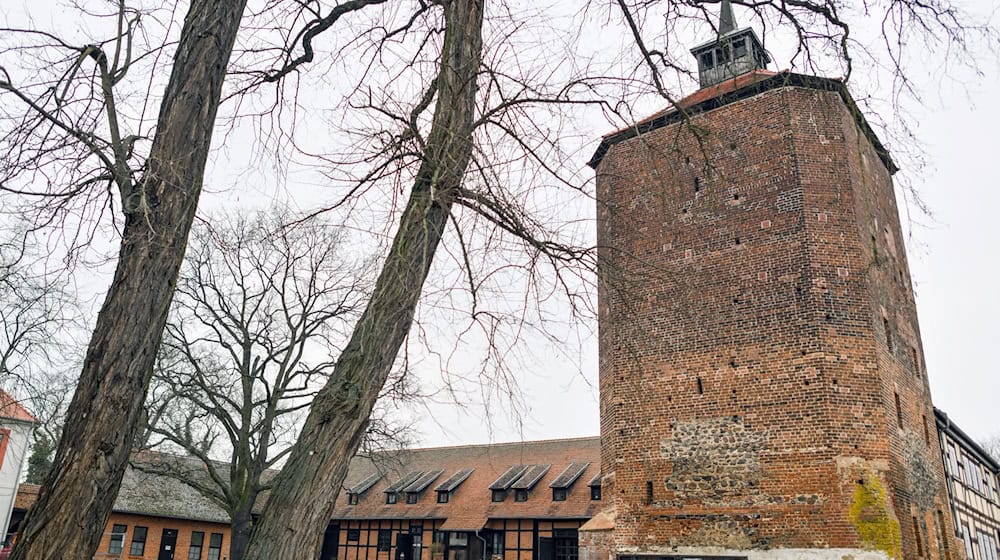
[3,0,998,451]
[410,3,1000,448]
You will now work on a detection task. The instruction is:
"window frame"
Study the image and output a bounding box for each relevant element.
[590,485,602,501]
[378,529,392,552]
[552,488,567,502]
[386,492,398,504]
[491,489,505,503]
[109,524,127,555]
[514,489,529,502]
[188,531,205,560]
[129,526,148,556]
[347,528,361,542]
[437,490,450,504]
[208,533,223,560]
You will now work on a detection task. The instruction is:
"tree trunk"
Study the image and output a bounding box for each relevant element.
[242,1,485,558]
[9,2,247,559]
[230,507,255,560]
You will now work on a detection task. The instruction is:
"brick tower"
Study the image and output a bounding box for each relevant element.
[582,4,961,559]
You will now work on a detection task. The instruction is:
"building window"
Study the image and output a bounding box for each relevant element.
[515,489,529,502]
[966,456,987,495]
[963,523,975,560]
[553,529,578,560]
[491,490,505,502]
[894,392,904,428]
[347,529,361,542]
[411,524,424,560]
[406,493,419,504]
[912,517,923,557]
[208,533,223,560]
[108,524,127,555]
[591,485,601,501]
[387,492,398,504]
[553,488,567,502]
[129,526,147,556]
[378,529,392,552]
[189,531,204,560]
[484,530,504,558]
[437,491,449,503]
[732,38,747,58]
[979,529,999,560]
[883,317,894,353]
[348,493,359,505]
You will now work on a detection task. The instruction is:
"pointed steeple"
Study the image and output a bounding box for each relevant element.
[690,0,771,88]
[718,0,736,35]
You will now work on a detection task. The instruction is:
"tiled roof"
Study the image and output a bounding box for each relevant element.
[15,456,234,524]
[587,70,897,174]
[14,484,39,510]
[332,437,602,528]
[0,390,36,423]
[15,437,602,529]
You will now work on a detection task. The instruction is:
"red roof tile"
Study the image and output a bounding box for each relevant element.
[603,69,779,139]
[333,437,602,527]
[14,484,40,511]
[0,390,36,423]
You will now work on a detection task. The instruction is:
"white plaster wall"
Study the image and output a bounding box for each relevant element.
[0,420,33,539]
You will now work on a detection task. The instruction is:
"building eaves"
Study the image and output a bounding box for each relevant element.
[587,70,898,175]
[934,407,1000,473]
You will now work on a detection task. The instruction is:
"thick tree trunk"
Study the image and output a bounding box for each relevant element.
[230,507,255,560]
[242,1,485,558]
[9,2,247,559]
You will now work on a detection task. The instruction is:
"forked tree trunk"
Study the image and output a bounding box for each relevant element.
[9,2,248,559]
[242,1,485,558]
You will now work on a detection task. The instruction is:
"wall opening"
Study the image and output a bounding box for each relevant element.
[895,392,904,429]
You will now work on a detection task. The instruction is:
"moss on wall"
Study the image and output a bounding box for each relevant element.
[849,474,901,559]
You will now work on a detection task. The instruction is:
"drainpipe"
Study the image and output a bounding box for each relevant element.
[474,530,487,560]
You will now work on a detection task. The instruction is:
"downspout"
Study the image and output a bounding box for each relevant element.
[475,530,487,560]
[937,417,962,539]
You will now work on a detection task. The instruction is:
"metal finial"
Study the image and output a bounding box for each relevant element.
[719,0,737,34]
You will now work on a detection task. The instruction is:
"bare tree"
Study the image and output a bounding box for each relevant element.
[241,1,486,556]
[1,1,252,557]
[980,435,1000,465]
[137,210,371,560]
[0,227,75,386]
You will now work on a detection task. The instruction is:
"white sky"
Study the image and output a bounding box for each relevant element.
[3,0,999,451]
[408,3,1000,448]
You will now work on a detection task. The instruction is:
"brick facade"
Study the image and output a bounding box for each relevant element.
[590,75,960,559]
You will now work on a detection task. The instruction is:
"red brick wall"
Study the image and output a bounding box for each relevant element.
[92,513,230,560]
[595,84,959,558]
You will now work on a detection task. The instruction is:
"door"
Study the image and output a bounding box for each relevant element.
[396,533,414,560]
[537,537,554,560]
[320,524,340,560]
[157,528,178,560]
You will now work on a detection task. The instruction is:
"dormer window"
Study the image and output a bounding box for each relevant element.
[348,493,359,505]
[515,489,529,502]
[437,491,450,504]
[406,493,418,504]
[492,490,506,502]
[553,488,567,502]
[386,492,398,504]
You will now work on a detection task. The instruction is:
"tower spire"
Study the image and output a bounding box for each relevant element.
[718,0,736,35]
